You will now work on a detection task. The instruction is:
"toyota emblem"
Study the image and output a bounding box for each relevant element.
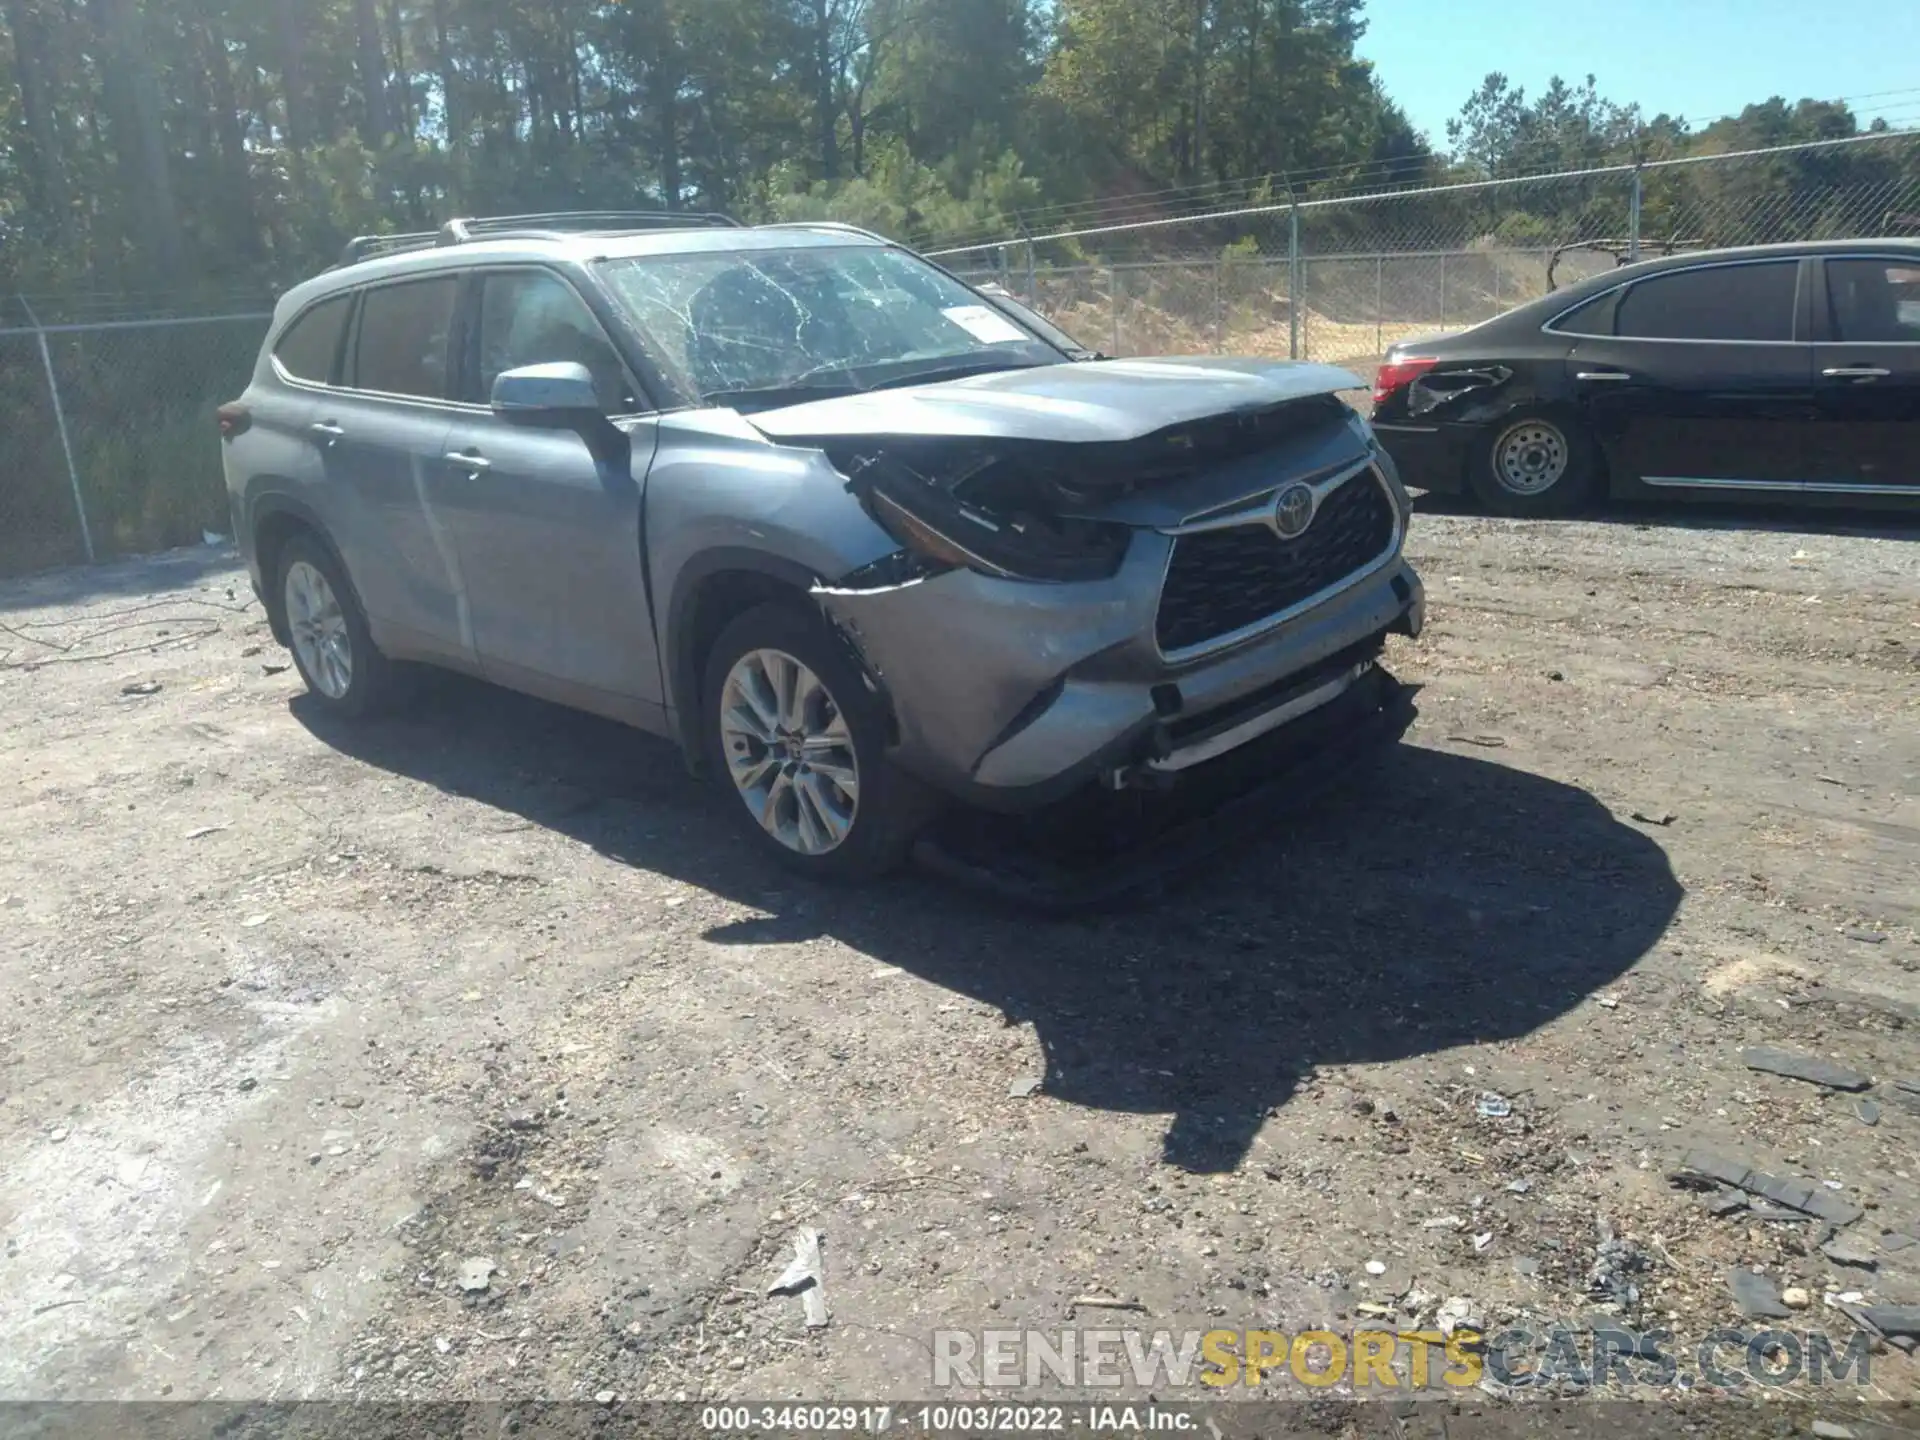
[1272,482,1316,539]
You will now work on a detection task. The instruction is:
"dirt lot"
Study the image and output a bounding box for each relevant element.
[2,501,1917,1419]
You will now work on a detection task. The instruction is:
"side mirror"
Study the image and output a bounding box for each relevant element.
[491,362,601,421]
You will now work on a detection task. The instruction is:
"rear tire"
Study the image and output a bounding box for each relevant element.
[276,533,395,719]
[1468,411,1600,517]
[700,602,934,881]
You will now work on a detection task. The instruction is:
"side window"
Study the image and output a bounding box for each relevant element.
[350,276,458,398]
[273,295,351,383]
[1550,288,1620,337]
[1826,258,1920,343]
[474,270,639,412]
[1615,262,1799,342]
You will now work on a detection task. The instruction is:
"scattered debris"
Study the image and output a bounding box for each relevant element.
[262,662,290,675]
[456,1258,496,1294]
[1546,670,1565,682]
[1364,1260,1386,1276]
[241,914,269,928]
[1839,927,1886,945]
[1854,1098,1881,1127]
[120,680,162,696]
[1474,1092,1512,1119]
[1704,1191,1748,1217]
[1727,1269,1791,1320]
[1435,1297,1484,1340]
[768,1228,829,1328]
[237,1077,257,1093]
[1504,1178,1532,1195]
[594,1390,615,1406]
[182,823,229,840]
[1447,735,1507,749]
[1588,1226,1647,1310]
[1781,1286,1812,1310]
[1740,1046,1871,1092]
[47,1127,68,1144]
[1669,1151,1864,1226]
[1422,1215,1464,1230]
[1629,807,1676,827]
[1007,1075,1042,1099]
[1820,1237,1878,1270]
[1070,1295,1150,1313]
[1810,1423,1856,1440]
[1858,1306,1920,1338]
[1473,1232,1493,1252]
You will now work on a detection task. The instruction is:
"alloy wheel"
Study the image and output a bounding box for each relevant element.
[718,647,861,855]
[285,559,353,700]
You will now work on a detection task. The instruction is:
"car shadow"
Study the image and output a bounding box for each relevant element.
[294,673,1682,1174]
[1411,488,1920,540]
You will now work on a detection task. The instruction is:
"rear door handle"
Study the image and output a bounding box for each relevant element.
[1575,370,1631,382]
[444,450,491,472]
[309,420,345,439]
[1822,366,1890,379]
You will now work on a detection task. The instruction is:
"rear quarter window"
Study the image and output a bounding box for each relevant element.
[273,295,352,383]
[1548,288,1620,336]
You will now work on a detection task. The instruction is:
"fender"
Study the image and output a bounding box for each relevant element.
[661,546,830,760]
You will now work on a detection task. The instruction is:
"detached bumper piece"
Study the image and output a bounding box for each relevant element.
[913,663,1416,911]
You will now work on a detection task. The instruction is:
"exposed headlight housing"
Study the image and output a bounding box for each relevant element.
[824,442,1131,584]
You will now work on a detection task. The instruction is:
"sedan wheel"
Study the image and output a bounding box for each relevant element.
[1491,419,1571,497]
[285,558,354,700]
[719,647,861,856]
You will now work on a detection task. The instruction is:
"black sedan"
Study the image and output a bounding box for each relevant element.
[1371,239,1920,515]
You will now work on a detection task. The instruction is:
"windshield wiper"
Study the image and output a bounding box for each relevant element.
[701,361,870,410]
[863,357,1048,392]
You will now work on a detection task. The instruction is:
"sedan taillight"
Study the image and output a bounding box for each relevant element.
[1372,356,1439,408]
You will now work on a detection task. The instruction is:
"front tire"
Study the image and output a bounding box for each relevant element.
[276,533,394,718]
[1469,411,1599,517]
[700,602,933,881]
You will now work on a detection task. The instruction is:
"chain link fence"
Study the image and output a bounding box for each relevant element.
[3,132,1918,578]
[932,131,1920,381]
[0,306,270,577]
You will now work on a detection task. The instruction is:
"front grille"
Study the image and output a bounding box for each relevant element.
[1154,469,1397,656]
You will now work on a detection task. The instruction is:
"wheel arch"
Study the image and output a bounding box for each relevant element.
[250,496,353,646]
[666,550,830,774]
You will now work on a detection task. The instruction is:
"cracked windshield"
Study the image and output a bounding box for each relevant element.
[598,246,1060,407]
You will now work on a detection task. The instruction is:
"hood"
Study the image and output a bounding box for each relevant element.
[745,356,1363,444]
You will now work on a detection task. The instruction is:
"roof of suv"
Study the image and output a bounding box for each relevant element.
[276,220,892,316]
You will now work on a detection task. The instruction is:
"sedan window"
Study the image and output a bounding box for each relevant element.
[1615,262,1798,343]
[1825,258,1920,342]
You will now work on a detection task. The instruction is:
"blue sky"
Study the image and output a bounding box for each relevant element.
[1356,0,1920,149]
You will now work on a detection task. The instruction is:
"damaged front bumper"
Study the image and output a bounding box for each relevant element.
[818,529,1424,813]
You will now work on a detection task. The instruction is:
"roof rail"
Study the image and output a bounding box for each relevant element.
[336,229,441,268]
[760,220,895,245]
[336,210,743,269]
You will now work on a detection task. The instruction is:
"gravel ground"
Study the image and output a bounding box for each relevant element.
[1,501,1917,1421]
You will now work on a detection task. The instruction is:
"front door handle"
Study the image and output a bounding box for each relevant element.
[444,450,491,472]
[309,420,345,440]
[1575,370,1632,382]
[1822,366,1890,380]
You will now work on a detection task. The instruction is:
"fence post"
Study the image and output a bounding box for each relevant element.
[1439,255,1447,332]
[20,297,95,564]
[1213,257,1225,349]
[1024,235,1036,306]
[1628,164,1644,263]
[1374,255,1383,355]
[1287,186,1301,361]
[1111,266,1123,357]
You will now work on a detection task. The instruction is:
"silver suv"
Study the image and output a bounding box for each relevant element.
[221,212,1424,881]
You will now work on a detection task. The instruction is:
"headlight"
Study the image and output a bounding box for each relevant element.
[826,443,1131,583]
